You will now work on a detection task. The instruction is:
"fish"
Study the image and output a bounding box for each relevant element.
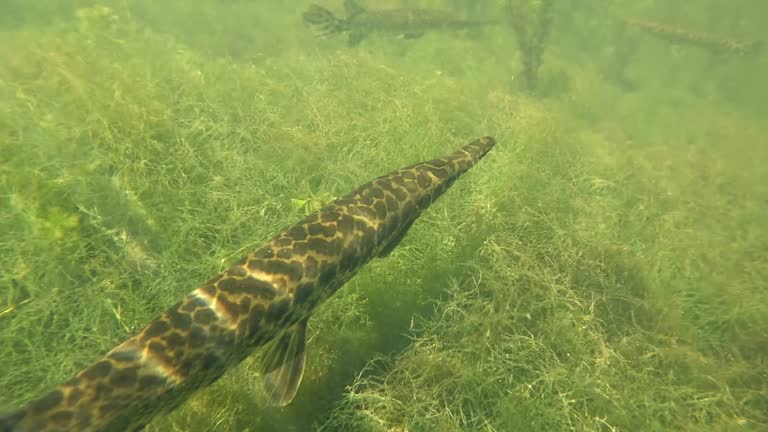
[303,0,499,46]
[0,136,496,432]
[625,18,764,56]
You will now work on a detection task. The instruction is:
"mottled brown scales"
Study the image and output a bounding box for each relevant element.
[0,136,495,432]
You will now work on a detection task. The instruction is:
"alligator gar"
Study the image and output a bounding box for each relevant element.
[303,0,499,46]
[0,136,496,432]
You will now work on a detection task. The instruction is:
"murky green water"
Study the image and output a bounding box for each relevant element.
[1,1,766,430]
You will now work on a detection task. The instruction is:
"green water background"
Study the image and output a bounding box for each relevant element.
[0,0,766,430]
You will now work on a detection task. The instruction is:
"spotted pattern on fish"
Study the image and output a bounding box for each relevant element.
[0,136,495,432]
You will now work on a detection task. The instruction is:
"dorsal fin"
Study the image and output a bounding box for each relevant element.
[344,0,365,18]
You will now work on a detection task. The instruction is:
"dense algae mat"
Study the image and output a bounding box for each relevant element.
[1,3,767,431]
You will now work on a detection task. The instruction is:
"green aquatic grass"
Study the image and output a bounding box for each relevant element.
[1,1,767,431]
[320,121,768,431]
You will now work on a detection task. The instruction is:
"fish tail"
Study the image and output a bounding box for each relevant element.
[302,4,346,38]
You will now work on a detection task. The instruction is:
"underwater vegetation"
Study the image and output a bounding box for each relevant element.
[1,0,767,431]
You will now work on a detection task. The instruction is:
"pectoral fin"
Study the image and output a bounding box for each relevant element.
[260,318,308,406]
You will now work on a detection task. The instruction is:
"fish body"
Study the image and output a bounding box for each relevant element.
[0,137,495,432]
[303,0,498,46]
[625,18,764,56]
